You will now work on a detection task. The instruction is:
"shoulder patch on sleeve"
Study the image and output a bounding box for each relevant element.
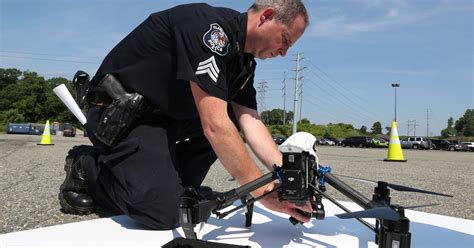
[196,56,220,83]
[202,23,229,56]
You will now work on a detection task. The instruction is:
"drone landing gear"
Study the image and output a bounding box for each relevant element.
[179,172,277,241]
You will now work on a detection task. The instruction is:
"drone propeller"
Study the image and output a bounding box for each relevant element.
[333,174,453,197]
[336,207,400,221]
[393,203,440,209]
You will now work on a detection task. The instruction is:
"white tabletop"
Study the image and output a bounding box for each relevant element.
[1,200,473,247]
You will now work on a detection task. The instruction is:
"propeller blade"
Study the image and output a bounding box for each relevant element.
[402,203,440,209]
[336,207,400,221]
[333,174,453,197]
[332,174,375,184]
[384,183,453,197]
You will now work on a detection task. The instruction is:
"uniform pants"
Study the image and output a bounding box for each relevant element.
[83,106,217,230]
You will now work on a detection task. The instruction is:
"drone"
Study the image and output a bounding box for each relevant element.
[54,72,452,248]
[176,132,452,248]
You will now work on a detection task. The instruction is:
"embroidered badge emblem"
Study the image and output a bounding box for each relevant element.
[203,23,229,56]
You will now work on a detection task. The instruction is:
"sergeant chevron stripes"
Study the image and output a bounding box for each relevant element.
[196,56,220,83]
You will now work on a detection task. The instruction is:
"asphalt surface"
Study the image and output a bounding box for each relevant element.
[1,133,473,234]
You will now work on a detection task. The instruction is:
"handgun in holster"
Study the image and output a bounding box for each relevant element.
[94,74,144,146]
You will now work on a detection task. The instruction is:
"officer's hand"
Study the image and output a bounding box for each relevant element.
[258,182,312,224]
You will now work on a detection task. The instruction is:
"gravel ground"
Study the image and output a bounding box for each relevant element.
[1,133,472,234]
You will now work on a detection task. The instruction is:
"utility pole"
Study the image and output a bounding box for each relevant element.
[407,121,410,136]
[299,78,304,123]
[257,80,268,123]
[292,52,305,135]
[407,120,418,136]
[282,71,287,125]
[426,109,431,137]
[413,119,419,136]
[391,83,400,122]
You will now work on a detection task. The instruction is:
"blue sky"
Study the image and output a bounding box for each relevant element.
[1,0,472,136]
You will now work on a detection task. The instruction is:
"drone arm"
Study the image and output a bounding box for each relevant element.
[309,184,376,232]
[216,184,280,219]
[216,172,277,207]
[325,173,375,209]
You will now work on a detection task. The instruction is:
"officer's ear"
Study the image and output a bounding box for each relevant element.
[259,7,276,25]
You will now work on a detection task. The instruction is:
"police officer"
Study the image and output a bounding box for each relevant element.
[59,1,311,230]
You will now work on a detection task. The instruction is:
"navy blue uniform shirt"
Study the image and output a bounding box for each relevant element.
[92,3,257,120]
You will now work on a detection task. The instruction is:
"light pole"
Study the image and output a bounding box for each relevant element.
[391,83,400,122]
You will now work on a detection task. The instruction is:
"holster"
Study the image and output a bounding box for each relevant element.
[94,74,145,147]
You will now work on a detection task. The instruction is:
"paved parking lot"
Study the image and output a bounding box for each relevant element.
[1,133,472,234]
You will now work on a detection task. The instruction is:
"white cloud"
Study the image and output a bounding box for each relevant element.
[308,1,472,38]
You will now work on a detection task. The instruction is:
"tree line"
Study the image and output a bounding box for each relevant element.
[440,109,474,137]
[260,108,473,139]
[260,108,388,138]
[1,68,472,139]
[0,68,78,131]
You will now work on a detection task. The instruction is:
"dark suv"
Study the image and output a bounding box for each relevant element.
[430,139,455,150]
[341,136,373,148]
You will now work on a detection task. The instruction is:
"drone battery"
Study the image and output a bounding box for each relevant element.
[280,152,309,205]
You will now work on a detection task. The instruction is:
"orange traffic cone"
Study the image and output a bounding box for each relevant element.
[37,120,54,145]
[384,121,406,162]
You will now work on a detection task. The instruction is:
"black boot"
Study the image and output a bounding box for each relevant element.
[59,145,96,215]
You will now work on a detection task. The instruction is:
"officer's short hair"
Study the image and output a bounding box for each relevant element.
[249,0,309,27]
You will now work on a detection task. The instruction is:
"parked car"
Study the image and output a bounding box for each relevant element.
[272,135,287,145]
[332,138,344,146]
[341,136,373,148]
[446,140,464,151]
[371,137,389,148]
[429,139,461,151]
[400,136,431,150]
[63,125,76,137]
[317,138,336,146]
[460,142,474,152]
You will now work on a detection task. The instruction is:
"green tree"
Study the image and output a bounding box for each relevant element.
[0,68,78,129]
[323,129,333,138]
[385,126,391,135]
[0,109,25,123]
[360,125,367,134]
[298,118,310,124]
[371,121,382,134]
[454,109,474,136]
[441,117,457,137]
[260,108,293,125]
[0,68,21,91]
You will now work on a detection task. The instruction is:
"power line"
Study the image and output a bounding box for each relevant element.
[298,77,370,125]
[0,54,99,64]
[0,50,102,59]
[305,60,382,121]
[304,69,379,124]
